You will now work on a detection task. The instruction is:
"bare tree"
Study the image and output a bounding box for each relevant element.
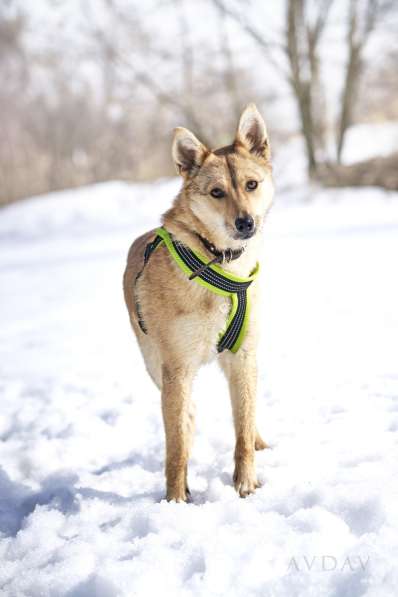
[214,1,248,122]
[285,0,333,176]
[1,0,397,205]
[212,0,333,178]
[0,5,29,204]
[336,0,394,162]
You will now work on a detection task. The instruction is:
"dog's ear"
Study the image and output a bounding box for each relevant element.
[172,127,208,177]
[236,103,269,160]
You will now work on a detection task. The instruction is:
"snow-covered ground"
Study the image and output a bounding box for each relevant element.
[1,180,398,596]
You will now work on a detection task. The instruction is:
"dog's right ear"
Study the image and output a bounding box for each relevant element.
[172,127,208,177]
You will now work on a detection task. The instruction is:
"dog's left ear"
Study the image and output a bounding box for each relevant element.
[236,103,269,160]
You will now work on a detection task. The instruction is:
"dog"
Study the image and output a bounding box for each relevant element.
[123,104,273,502]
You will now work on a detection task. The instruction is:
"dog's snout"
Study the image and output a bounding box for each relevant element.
[235,215,255,238]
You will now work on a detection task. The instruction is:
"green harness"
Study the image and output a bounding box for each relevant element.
[136,227,259,353]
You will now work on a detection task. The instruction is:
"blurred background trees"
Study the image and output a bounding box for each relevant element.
[0,0,397,205]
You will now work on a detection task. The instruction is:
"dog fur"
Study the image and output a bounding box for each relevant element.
[123,104,273,501]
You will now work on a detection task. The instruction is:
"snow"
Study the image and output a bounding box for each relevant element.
[340,122,398,165]
[1,179,398,596]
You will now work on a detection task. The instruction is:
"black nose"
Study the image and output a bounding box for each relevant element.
[235,215,255,238]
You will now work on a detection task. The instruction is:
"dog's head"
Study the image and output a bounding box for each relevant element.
[172,104,273,248]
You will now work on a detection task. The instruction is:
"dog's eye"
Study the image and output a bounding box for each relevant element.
[246,180,258,191]
[210,187,225,199]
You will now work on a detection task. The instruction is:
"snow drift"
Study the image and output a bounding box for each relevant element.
[0,179,398,596]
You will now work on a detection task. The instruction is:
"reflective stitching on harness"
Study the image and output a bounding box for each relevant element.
[135,227,259,353]
[175,243,251,293]
[219,290,246,351]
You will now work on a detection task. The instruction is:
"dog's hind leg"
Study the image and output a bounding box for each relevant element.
[161,362,195,502]
[135,334,162,389]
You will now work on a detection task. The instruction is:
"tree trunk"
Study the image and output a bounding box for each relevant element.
[286,0,318,178]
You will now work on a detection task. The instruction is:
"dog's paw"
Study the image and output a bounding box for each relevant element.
[233,466,262,498]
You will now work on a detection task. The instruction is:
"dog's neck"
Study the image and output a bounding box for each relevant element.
[162,208,261,278]
[195,232,245,263]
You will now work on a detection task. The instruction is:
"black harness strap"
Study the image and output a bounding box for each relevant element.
[134,235,163,333]
[134,231,255,352]
[172,240,252,352]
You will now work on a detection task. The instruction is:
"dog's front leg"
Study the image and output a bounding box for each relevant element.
[161,363,194,502]
[219,350,261,497]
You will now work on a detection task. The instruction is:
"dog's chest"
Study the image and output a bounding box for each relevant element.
[170,282,230,362]
[145,243,259,362]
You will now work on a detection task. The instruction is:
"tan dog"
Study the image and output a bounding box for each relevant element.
[123,104,273,501]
